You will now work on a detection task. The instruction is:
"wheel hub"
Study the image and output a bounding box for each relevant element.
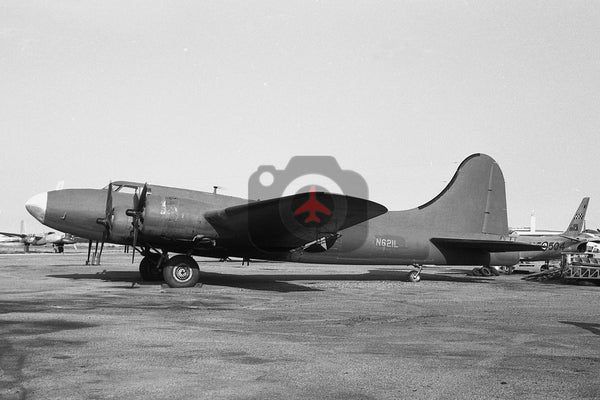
[173,265,191,282]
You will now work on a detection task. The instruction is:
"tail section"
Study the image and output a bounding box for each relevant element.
[412,153,508,236]
[563,197,589,237]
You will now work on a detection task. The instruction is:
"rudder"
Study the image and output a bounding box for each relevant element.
[564,197,589,236]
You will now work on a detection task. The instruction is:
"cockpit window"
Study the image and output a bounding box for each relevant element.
[113,185,138,194]
[102,182,151,195]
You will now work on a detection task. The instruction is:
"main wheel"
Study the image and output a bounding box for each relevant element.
[139,254,164,282]
[407,270,421,282]
[163,255,201,288]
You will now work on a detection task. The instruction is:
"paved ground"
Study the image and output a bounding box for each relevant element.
[0,249,599,399]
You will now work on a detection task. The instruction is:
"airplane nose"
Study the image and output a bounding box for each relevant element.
[26,192,48,223]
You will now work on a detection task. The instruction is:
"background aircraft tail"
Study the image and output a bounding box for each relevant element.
[563,197,589,237]
[403,153,509,236]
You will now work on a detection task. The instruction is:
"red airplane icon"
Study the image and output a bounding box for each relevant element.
[294,187,331,223]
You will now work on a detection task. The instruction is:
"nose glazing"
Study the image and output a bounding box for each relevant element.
[26,192,48,224]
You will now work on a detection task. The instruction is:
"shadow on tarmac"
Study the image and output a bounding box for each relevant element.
[47,267,493,292]
[560,321,600,336]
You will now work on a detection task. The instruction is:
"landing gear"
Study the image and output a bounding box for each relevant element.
[162,255,201,288]
[53,244,64,253]
[139,253,165,282]
[407,265,422,282]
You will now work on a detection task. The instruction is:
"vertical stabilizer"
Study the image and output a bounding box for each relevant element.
[563,197,589,236]
[415,154,508,236]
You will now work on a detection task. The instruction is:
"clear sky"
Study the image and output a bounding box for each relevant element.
[1,1,599,233]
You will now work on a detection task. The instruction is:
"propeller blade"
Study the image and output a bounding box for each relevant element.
[131,226,138,263]
[137,183,148,212]
[133,192,139,210]
[98,231,106,264]
[105,182,113,233]
[96,182,114,236]
[128,183,148,264]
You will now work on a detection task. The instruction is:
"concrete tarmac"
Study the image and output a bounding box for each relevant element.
[0,250,599,399]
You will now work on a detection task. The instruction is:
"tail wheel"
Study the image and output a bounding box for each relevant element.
[163,255,201,288]
[407,270,421,282]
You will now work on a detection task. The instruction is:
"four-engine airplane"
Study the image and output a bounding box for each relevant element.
[25,153,543,287]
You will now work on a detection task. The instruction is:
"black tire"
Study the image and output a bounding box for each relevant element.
[480,266,492,276]
[139,255,164,281]
[407,270,421,282]
[472,268,482,276]
[163,255,201,288]
[490,266,501,276]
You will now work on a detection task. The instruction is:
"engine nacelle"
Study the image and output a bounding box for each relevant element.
[140,196,218,241]
[110,205,134,243]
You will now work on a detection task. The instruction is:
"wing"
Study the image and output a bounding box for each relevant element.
[0,232,26,239]
[205,192,387,252]
[431,237,544,252]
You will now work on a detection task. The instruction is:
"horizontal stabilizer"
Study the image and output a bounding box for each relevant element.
[205,192,388,251]
[431,237,544,253]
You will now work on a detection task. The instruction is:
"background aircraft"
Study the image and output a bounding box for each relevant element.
[510,197,600,268]
[0,231,79,253]
[25,153,540,287]
[510,210,562,237]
